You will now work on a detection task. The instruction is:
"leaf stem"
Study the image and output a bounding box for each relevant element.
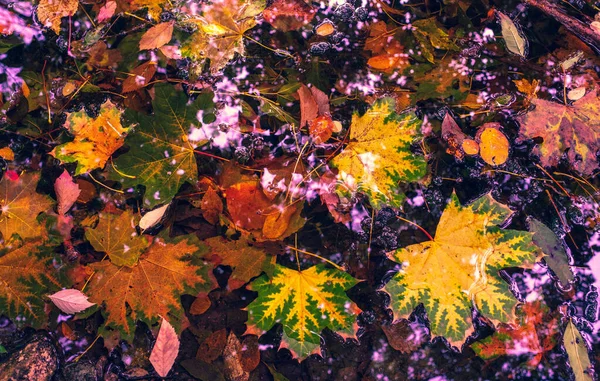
[286,245,345,272]
[396,215,434,241]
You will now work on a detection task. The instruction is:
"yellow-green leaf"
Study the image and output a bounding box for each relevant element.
[246,264,359,358]
[330,97,427,209]
[384,193,540,346]
[564,319,593,381]
[0,172,53,242]
[85,210,149,267]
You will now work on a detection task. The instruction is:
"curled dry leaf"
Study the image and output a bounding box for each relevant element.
[139,21,174,50]
[48,289,95,314]
[54,170,81,216]
[150,318,180,378]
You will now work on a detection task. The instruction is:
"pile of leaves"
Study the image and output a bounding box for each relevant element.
[0,0,600,379]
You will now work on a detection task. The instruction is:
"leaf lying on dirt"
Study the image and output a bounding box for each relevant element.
[331,97,427,209]
[0,240,60,327]
[384,193,540,346]
[203,236,274,289]
[182,0,265,73]
[564,319,593,381]
[51,100,130,175]
[516,90,600,175]
[86,234,216,339]
[0,172,53,242]
[110,84,213,207]
[150,317,180,378]
[246,264,359,358]
[471,301,559,367]
[85,210,149,267]
[48,289,95,314]
[529,218,574,288]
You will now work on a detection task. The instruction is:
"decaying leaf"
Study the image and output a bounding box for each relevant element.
[331,97,427,209]
[497,11,528,58]
[48,289,95,314]
[529,219,574,288]
[200,187,223,225]
[51,100,130,175]
[54,170,81,216]
[564,319,593,381]
[85,210,149,267]
[472,301,560,367]
[139,204,169,232]
[246,264,359,358]
[111,84,213,207]
[381,319,429,354]
[411,17,458,63]
[223,332,249,381]
[150,318,180,378]
[86,234,217,338]
[384,193,540,346]
[0,172,53,242]
[204,237,273,289]
[0,240,60,327]
[516,90,600,175]
[37,0,78,34]
[122,61,157,93]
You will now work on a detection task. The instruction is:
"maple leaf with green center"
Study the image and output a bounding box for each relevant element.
[516,90,600,175]
[182,0,265,73]
[51,100,130,175]
[384,193,540,346]
[110,84,214,208]
[246,264,359,358]
[86,234,217,339]
[0,239,61,327]
[0,172,53,242]
[85,210,149,267]
[330,97,427,209]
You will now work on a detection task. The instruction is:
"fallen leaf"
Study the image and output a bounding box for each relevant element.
[298,84,318,129]
[472,301,560,367]
[331,97,427,209]
[150,318,180,378]
[37,0,78,34]
[315,20,335,36]
[441,112,467,159]
[246,264,359,359]
[497,11,528,57]
[529,218,574,288]
[0,172,53,242]
[196,329,227,363]
[51,100,130,175]
[226,180,274,231]
[381,320,429,354]
[204,236,273,289]
[309,115,336,144]
[97,1,117,23]
[223,332,249,381]
[85,210,149,267]
[477,123,509,166]
[86,234,217,339]
[122,61,157,93]
[48,289,95,314]
[516,89,600,175]
[139,204,169,232]
[262,204,299,239]
[201,187,223,225]
[384,193,540,346]
[564,319,593,381]
[190,293,211,315]
[139,21,174,50]
[54,170,81,216]
[0,147,14,161]
[411,17,458,63]
[263,0,316,32]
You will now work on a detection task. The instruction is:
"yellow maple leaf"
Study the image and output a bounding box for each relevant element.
[51,100,130,175]
[37,0,78,34]
[246,264,359,358]
[86,234,216,338]
[0,172,53,242]
[0,239,60,326]
[182,0,265,73]
[330,97,426,208]
[384,193,540,346]
[85,210,150,267]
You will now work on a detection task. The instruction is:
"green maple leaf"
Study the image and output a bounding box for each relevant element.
[110,83,214,208]
[384,193,540,346]
[246,264,359,358]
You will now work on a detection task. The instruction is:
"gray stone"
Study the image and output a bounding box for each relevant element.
[0,336,58,381]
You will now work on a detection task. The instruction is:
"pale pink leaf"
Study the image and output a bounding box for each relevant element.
[97,1,117,23]
[48,289,95,314]
[54,170,81,215]
[150,318,180,377]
